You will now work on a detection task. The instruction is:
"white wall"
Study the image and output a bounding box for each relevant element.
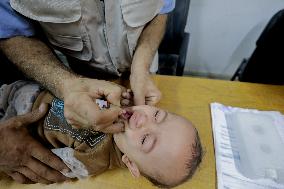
[185,0,284,79]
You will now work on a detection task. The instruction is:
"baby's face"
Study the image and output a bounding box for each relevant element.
[114,105,197,185]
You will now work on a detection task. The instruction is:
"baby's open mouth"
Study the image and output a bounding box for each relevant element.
[115,109,134,131]
[121,110,133,121]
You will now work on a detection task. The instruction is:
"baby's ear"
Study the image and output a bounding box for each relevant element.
[122,154,140,178]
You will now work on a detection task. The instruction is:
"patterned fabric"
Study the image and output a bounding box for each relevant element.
[0,81,42,121]
[45,98,106,148]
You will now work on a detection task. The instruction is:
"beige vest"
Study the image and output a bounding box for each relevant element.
[10,0,163,76]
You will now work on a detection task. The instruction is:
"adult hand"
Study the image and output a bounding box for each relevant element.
[0,104,69,184]
[61,77,127,133]
[130,71,162,106]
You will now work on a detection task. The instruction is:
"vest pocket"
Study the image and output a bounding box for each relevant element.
[47,35,83,52]
[120,0,163,56]
[41,22,92,61]
[120,0,163,27]
[10,0,92,61]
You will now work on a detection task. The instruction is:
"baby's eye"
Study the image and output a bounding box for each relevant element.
[141,134,156,153]
[154,110,160,121]
[141,134,148,145]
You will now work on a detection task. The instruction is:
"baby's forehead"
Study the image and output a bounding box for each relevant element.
[162,113,197,142]
[168,112,193,125]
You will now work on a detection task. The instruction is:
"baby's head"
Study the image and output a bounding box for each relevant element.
[114,105,203,188]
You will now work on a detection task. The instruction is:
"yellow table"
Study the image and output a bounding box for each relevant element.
[1,76,284,189]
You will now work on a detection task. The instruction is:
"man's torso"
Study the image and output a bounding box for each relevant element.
[10,0,163,76]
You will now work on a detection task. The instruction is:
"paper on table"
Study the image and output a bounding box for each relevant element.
[211,103,284,189]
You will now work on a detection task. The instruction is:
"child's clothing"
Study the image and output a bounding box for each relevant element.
[0,81,124,178]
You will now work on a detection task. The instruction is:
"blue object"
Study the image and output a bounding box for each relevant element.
[0,0,35,39]
[0,0,174,39]
[160,0,176,14]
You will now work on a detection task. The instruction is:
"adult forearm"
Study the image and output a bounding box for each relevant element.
[0,36,76,99]
[131,14,167,73]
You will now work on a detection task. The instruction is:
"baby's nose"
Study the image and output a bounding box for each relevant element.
[130,112,147,130]
[136,114,147,128]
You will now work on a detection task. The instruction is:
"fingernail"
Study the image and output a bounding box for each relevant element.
[39,104,45,112]
[120,123,125,132]
[62,168,70,174]
[120,110,126,115]
[119,122,125,127]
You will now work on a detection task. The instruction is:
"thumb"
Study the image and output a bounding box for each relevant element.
[106,88,125,107]
[103,122,125,133]
[133,92,145,106]
[145,90,162,106]
[18,103,49,127]
[145,96,160,106]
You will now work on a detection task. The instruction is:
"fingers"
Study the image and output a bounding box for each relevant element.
[13,103,49,128]
[121,90,133,107]
[133,93,145,106]
[5,171,33,184]
[16,167,51,184]
[26,158,67,183]
[145,93,162,106]
[135,87,162,105]
[105,86,125,107]
[66,94,123,132]
[102,122,125,133]
[134,91,162,106]
[65,94,122,130]
[121,99,132,107]
[122,89,132,99]
[30,143,69,175]
[64,109,89,128]
[64,94,99,128]
[95,106,122,128]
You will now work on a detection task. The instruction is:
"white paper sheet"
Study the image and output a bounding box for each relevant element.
[211,103,284,189]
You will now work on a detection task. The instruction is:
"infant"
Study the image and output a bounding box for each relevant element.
[0,81,203,188]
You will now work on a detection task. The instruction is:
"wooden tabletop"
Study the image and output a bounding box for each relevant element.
[1,75,284,189]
